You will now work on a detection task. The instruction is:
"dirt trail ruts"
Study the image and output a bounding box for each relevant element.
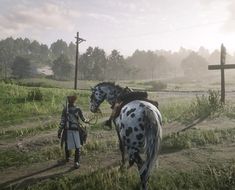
[1,143,235,189]
[0,151,120,189]
[1,117,235,189]
[0,115,60,130]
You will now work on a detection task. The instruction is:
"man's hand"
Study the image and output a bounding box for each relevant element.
[58,128,62,139]
[58,133,61,139]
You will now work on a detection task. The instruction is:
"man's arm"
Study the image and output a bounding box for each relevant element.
[58,108,66,138]
[77,108,88,123]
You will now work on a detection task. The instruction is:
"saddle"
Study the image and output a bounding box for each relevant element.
[112,91,159,119]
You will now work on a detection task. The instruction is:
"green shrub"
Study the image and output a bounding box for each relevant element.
[180,90,222,124]
[27,88,43,101]
[162,128,235,151]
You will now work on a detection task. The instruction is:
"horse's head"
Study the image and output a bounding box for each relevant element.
[89,86,107,113]
[90,82,124,113]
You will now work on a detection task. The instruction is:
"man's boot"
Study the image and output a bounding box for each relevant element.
[74,148,80,169]
[65,143,70,162]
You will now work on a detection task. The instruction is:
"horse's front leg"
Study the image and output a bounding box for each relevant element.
[115,125,125,166]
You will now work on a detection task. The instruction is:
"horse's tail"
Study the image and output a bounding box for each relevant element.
[140,107,162,185]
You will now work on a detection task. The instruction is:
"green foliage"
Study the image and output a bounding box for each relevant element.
[0,145,62,170]
[161,100,190,123]
[52,54,74,80]
[142,80,167,91]
[12,56,32,78]
[181,52,209,78]
[27,88,43,101]
[162,128,235,151]
[0,123,58,139]
[0,82,90,126]
[106,50,131,80]
[22,163,235,190]
[179,90,221,124]
[83,139,117,154]
[50,40,68,58]
[79,47,107,80]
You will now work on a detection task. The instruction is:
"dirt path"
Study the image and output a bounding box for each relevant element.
[0,151,120,189]
[1,142,235,189]
[1,116,235,189]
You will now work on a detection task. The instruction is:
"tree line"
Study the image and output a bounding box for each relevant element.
[0,37,235,81]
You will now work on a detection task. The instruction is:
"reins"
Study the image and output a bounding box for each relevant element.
[85,109,102,125]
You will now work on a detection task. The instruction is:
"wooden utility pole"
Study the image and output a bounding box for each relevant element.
[208,44,235,103]
[74,32,86,90]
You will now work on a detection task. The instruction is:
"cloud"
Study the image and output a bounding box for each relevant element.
[86,13,119,24]
[0,1,79,38]
[223,0,235,32]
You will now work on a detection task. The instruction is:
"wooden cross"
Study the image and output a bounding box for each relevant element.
[208,44,235,103]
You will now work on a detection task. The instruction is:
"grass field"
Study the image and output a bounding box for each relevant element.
[0,78,235,190]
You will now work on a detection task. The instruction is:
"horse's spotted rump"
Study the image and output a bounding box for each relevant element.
[134,127,138,132]
[125,127,133,136]
[139,103,145,107]
[131,113,135,118]
[139,123,144,130]
[126,108,136,117]
[122,107,128,113]
[136,133,144,140]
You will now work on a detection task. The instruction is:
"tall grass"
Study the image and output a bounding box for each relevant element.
[0,82,90,126]
[1,127,234,170]
[162,128,235,151]
[0,123,59,140]
[161,90,222,124]
[0,145,62,170]
[19,162,235,190]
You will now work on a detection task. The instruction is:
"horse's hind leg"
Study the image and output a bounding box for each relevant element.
[134,153,148,190]
[135,152,144,170]
[115,125,125,166]
[140,169,148,190]
[128,151,143,169]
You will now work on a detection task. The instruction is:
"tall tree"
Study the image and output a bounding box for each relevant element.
[52,54,74,80]
[12,56,32,78]
[181,52,209,78]
[107,50,126,80]
[79,47,107,80]
[92,47,107,80]
[79,47,93,80]
[50,39,68,58]
[68,42,76,63]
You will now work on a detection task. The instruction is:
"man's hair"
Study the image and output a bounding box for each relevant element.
[67,96,77,104]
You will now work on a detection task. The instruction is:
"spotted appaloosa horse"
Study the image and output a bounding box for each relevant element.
[90,82,162,190]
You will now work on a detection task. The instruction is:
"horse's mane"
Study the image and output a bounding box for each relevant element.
[96,82,123,91]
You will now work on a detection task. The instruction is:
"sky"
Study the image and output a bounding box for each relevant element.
[0,0,235,56]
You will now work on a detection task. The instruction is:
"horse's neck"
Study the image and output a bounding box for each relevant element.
[102,85,123,106]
